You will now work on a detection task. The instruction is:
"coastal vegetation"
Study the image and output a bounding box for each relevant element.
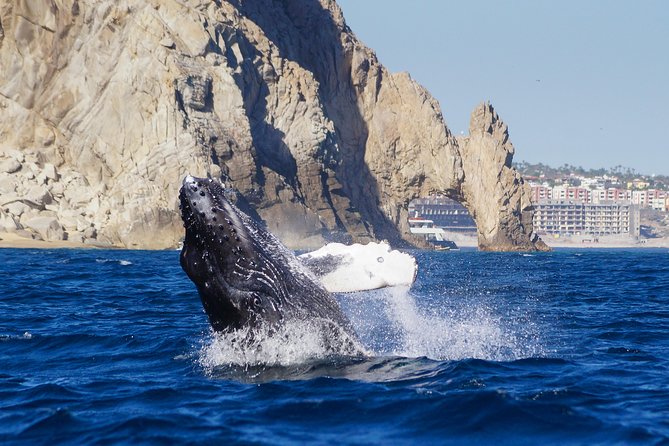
[514,161,669,190]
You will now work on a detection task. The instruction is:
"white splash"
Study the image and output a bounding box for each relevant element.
[199,286,543,368]
[198,319,367,370]
[341,287,543,362]
[198,242,542,368]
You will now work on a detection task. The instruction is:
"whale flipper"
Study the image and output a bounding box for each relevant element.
[299,242,417,293]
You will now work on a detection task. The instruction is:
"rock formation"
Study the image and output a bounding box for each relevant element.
[0,0,546,251]
[458,104,548,251]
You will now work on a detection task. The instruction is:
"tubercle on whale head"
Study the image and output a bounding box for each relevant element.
[178,175,247,250]
[178,175,284,331]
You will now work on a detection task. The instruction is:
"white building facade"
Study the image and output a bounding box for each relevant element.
[533,201,640,237]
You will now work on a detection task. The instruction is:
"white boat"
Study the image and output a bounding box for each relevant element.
[408,217,459,250]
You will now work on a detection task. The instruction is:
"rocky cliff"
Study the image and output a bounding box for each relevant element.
[0,0,546,251]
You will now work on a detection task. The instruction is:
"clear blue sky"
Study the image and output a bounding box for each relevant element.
[337,0,669,175]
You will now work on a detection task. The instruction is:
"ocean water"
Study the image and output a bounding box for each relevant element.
[1,248,668,445]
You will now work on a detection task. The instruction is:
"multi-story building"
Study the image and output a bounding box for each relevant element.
[533,200,640,237]
[530,185,552,202]
[631,189,666,207]
[530,183,667,209]
[551,186,591,202]
[650,198,668,211]
[592,188,631,203]
[408,197,477,233]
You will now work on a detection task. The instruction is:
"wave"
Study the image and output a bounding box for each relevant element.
[95,259,133,266]
[2,248,669,443]
[0,332,32,341]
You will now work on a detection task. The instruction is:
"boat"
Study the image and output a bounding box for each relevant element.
[408,217,459,251]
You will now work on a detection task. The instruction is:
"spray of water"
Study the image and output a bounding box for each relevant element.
[196,242,544,369]
[198,285,543,371]
[198,318,368,372]
[349,286,544,361]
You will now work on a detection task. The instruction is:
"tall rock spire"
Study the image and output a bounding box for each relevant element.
[458,102,548,251]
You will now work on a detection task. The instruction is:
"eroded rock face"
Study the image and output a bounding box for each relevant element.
[0,0,545,250]
[458,103,549,251]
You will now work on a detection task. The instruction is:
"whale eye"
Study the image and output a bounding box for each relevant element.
[377,256,384,263]
[253,297,261,307]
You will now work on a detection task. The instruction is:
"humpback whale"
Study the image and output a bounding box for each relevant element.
[178,175,357,345]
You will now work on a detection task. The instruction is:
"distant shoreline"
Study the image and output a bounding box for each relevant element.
[0,232,117,250]
[542,237,669,250]
[2,231,667,251]
[546,243,669,250]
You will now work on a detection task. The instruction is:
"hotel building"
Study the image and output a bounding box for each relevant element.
[533,201,640,237]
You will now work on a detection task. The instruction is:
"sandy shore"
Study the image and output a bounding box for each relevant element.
[545,240,669,249]
[541,234,669,250]
[1,231,667,251]
[0,232,114,250]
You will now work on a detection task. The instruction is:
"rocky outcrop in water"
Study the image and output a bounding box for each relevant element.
[458,103,548,252]
[0,0,545,251]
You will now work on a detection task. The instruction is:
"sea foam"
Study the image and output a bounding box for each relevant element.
[198,319,367,371]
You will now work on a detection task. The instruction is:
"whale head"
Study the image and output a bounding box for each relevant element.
[179,175,289,331]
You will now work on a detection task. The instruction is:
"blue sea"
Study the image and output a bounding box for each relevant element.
[1,248,669,445]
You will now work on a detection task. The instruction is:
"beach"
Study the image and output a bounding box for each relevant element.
[2,230,667,251]
[542,235,669,249]
[0,232,110,250]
